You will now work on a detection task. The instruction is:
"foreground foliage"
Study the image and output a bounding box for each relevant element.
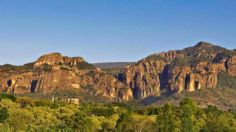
[0,94,235,132]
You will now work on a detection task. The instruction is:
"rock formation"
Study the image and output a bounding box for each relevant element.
[225,56,236,76]
[120,42,236,99]
[0,53,132,101]
[0,42,235,101]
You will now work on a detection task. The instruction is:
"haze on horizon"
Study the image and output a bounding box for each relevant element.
[0,0,235,65]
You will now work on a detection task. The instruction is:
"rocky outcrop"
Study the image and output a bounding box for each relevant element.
[120,60,166,99]
[225,56,236,76]
[33,53,84,68]
[158,50,184,61]
[0,53,132,101]
[0,42,235,101]
[120,42,236,99]
[167,62,224,93]
[79,70,132,101]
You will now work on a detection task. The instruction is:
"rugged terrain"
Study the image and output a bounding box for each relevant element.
[0,53,132,102]
[119,42,236,100]
[0,42,236,107]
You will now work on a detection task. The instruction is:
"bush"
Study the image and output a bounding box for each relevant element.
[0,107,9,123]
[16,97,35,108]
[0,93,17,102]
[35,99,52,107]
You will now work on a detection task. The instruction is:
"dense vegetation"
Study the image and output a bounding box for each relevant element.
[0,94,236,132]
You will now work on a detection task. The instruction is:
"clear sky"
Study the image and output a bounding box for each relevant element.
[0,0,235,65]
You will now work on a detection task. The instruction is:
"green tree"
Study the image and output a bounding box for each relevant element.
[74,111,91,132]
[156,104,181,132]
[16,97,35,108]
[129,114,156,132]
[8,108,34,131]
[116,113,131,132]
[202,106,236,132]
[179,98,197,132]
[0,107,9,123]
[0,93,16,102]
[203,113,236,132]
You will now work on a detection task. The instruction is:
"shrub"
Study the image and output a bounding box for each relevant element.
[0,93,17,102]
[0,107,9,123]
[16,97,35,108]
[35,99,51,107]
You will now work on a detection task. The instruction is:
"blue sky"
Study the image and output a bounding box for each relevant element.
[0,0,235,65]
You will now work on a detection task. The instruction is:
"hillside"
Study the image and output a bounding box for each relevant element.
[0,53,132,102]
[0,42,236,111]
[119,42,236,107]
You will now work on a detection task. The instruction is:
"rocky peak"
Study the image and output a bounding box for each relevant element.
[0,53,132,102]
[181,42,232,62]
[185,41,229,54]
[194,41,215,49]
[34,53,85,68]
[120,41,236,99]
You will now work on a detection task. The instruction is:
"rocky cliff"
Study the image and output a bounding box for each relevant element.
[119,42,236,99]
[0,53,132,101]
[0,42,235,101]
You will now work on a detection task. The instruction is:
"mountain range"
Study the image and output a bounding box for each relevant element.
[0,41,236,109]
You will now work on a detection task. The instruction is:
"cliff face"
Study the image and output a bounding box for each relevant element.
[120,42,236,99]
[120,60,165,99]
[167,62,223,93]
[0,42,235,101]
[0,53,132,101]
[225,56,236,76]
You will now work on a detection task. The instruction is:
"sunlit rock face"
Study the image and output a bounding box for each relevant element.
[225,56,236,76]
[0,42,236,101]
[0,53,132,102]
[120,59,165,99]
[120,42,236,99]
[166,62,221,93]
[33,53,85,68]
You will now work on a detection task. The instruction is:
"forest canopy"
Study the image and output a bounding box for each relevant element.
[0,94,236,132]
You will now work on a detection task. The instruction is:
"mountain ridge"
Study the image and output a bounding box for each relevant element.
[119,41,236,100]
[0,41,235,108]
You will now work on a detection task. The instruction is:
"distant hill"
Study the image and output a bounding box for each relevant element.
[94,62,135,69]
[93,62,135,77]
